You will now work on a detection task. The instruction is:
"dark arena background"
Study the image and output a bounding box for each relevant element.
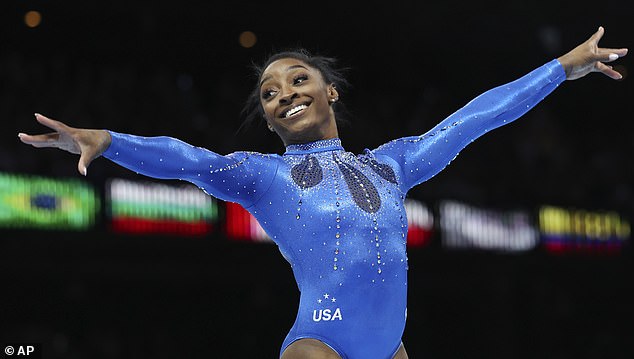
[1,1,632,358]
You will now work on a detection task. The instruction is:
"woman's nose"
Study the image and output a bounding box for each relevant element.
[279,91,298,105]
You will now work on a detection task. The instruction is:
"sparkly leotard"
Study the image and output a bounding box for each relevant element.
[103,59,565,359]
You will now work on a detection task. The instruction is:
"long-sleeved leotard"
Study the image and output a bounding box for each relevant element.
[103,59,565,359]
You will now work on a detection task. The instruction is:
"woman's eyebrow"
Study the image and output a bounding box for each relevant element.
[260,65,309,87]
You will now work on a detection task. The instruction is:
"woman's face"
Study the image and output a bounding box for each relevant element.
[259,58,339,146]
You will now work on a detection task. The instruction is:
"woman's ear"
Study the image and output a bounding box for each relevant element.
[328,84,339,103]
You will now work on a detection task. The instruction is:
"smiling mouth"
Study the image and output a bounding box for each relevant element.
[281,104,309,119]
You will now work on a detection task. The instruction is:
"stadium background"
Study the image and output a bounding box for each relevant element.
[1,1,632,358]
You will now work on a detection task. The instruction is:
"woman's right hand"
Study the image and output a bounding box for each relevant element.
[18,113,112,176]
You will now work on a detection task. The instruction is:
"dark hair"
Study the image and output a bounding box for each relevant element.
[239,48,351,133]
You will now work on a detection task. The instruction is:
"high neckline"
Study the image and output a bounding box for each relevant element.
[284,138,344,155]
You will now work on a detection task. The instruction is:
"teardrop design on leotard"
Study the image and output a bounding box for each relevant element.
[291,155,323,189]
[334,153,381,213]
[360,155,398,184]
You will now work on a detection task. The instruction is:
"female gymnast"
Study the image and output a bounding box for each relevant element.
[19,26,626,359]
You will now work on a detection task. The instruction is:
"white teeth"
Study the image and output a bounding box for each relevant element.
[284,105,308,118]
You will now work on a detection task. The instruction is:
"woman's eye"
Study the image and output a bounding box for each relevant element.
[262,90,276,99]
[293,75,308,84]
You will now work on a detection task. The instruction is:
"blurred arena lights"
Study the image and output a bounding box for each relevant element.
[224,200,437,247]
[107,178,217,236]
[224,202,271,242]
[539,205,630,254]
[0,172,99,230]
[439,200,538,252]
[404,199,434,247]
[24,10,42,28]
[239,31,257,48]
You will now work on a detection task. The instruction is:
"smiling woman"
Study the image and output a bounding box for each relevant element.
[18,27,627,359]
[260,58,340,145]
[241,49,350,145]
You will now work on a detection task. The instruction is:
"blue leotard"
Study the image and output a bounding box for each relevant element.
[102,59,565,359]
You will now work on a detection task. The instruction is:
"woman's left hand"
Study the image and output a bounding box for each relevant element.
[557,26,627,81]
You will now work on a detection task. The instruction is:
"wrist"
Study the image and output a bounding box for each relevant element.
[556,55,572,79]
[97,130,113,157]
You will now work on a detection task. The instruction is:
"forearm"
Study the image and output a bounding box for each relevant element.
[373,59,566,191]
[439,59,566,136]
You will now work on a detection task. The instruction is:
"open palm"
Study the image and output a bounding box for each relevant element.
[18,113,111,176]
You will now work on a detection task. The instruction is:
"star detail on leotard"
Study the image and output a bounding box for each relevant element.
[323,293,330,299]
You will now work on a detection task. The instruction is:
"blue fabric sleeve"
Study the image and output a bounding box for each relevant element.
[371,59,566,193]
[102,132,279,207]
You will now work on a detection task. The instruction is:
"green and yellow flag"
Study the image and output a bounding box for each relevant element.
[0,172,99,230]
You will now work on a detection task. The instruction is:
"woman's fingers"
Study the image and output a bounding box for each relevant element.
[559,26,628,81]
[598,48,628,62]
[77,140,101,176]
[590,26,605,45]
[34,113,71,133]
[18,132,62,148]
[588,26,626,61]
[19,114,83,154]
[19,113,105,176]
[77,154,90,176]
[593,27,627,63]
[19,113,71,147]
[594,36,627,79]
[595,61,623,80]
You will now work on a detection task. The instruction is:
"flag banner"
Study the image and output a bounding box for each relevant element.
[107,178,217,236]
[224,202,271,242]
[0,172,99,230]
[439,200,538,252]
[539,205,630,254]
[404,198,434,247]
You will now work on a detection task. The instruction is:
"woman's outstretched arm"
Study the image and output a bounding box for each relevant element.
[19,114,279,207]
[371,26,627,193]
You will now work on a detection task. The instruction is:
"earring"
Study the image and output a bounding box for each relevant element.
[267,123,275,132]
[330,97,338,103]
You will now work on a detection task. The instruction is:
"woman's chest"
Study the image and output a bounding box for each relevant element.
[255,152,407,235]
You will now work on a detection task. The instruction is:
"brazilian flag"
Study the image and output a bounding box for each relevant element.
[0,172,99,230]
